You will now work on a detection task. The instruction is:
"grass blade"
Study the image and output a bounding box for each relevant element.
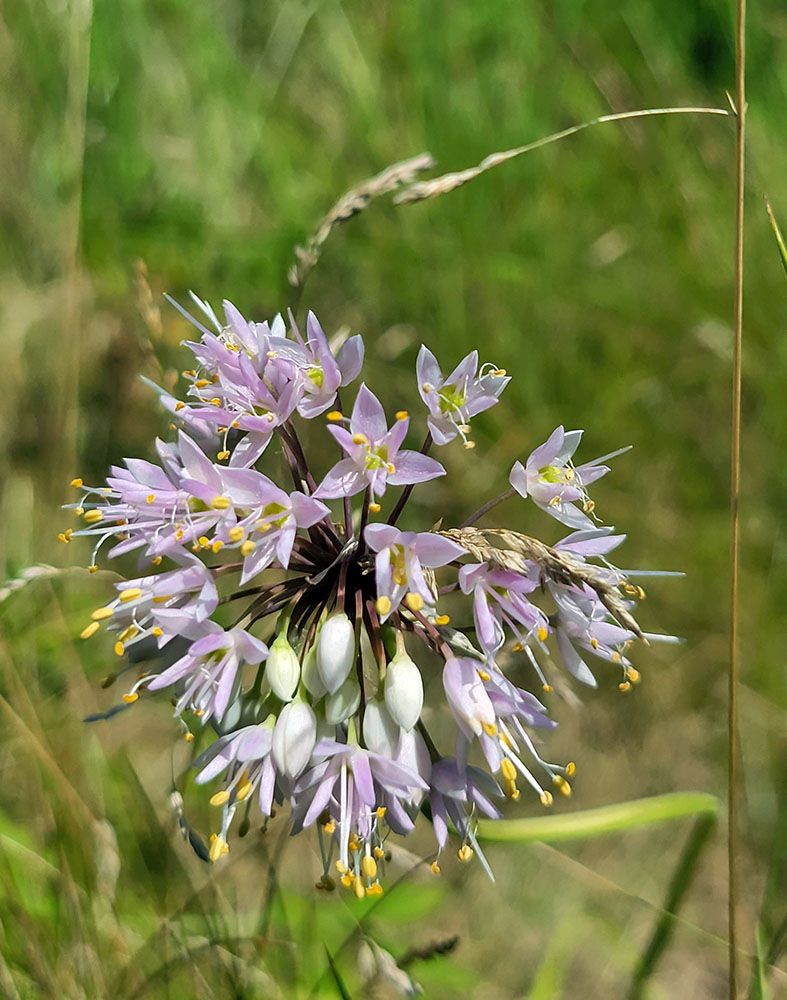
[765,199,787,281]
[476,792,718,844]
[628,812,717,998]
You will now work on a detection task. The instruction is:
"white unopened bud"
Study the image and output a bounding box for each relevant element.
[316,612,355,694]
[266,631,300,701]
[324,675,361,725]
[384,649,423,731]
[301,642,327,699]
[363,699,400,756]
[272,700,317,778]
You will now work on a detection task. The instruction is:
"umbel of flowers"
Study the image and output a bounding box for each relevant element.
[63,296,674,896]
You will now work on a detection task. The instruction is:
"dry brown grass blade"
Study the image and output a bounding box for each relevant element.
[288,152,435,289]
[439,525,643,637]
[393,106,731,205]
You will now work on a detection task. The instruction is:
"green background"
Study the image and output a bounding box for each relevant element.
[0,0,785,996]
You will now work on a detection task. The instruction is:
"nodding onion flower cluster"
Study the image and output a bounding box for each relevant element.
[62,295,676,895]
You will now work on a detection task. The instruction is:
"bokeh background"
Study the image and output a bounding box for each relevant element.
[1,1,786,997]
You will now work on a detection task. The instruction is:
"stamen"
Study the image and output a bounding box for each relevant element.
[369,502,381,513]
[434,614,450,625]
[123,692,139,704]
[537,626,549,642]
[91,606,114,621]
[404,592,423,612]
[80,622,100,640]
[375,596,391,616]
[209,836,226,863]
[430,860,441,874]
[210,790,230,806]
[361,856,377,879]
[395,410,408,420]
[229,526,245,542]
[240,540,256,557]
[70,478,83,488]
[457,844,474,863]
[84,510,104,524]
[351,433,367,445]
[210,497,231,510]
[326,411,343,422]
[552,775,571,797]
[119,588,142,602]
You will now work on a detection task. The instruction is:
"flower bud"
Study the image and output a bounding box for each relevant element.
[363,699,399,757]
[272,700,317,778]
[266,631,300,701]
[384,649,423,731]
[301,642,327,699]
[316,612,355,694]
[324,675,361,725]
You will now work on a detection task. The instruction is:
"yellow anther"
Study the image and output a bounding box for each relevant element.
[88,565,98,573]
[500,757,517,782]
[457,844,474,863]
[91,606,114,621]
[493,368,507,377]
[194,378,210,388]
[362,856,378,879]
[404,592,423,612]
[477,669,490,682]
[612,651,620,663]
[564,761,577,779]
[119,588,142,602]
[548,495,561,507]
[256,520,272,531]
[374,846,384,859]
[542,684,553,693]
[512,642,523,652]
[123,692,139,704]
[435,614,450,625]
[626,667,640,684]
[210,496,231,510]
[375,596,391,617]
[552,775,572,797]
[366,882,383,896]
[114,642,125,657]
[323,819,336,834]
[193,709,205,717]
[182,370,196,378]
[229,526,245,542]
[217,450,230,461]
[209,836,226,863]
[63,528,73,541]
[386,462,396,474]
[499,731,512,749]
[232,420,240,429]
[636,586,646,600]
[583,499,595,513]
[57,533,68,544]
[421,382,433,394]
[395,410,409,421]
[145,494,155,505]
[481,722,497,738]
[80,622,100,640]
[210,398,221,406]
[236,780,253,801]
[341,873,354,888]
[175,401,185,411]
[351,432,367,445]
[353,876,365,899]
[506,781,520,801]
[540,790,553,807]
[619,680,631,693]
[240,540,256,557]
[197,535,210,548]
[175,528,184,540]
[211,540,224,553]
[152,595,172,603]
[151,555,162,565]
[537,626,549,642]
[369,502,381,513]
[152,627,163,637]
[75,508,84,516]
[430,860,441,874]
[84,509,104,524]
[70,477,84,488]
[590,638,599,649]
[210,790,230,807]
[375,806,387,819]
[335,860,347,875]
[327,411,343,422]
[184,732,195,742]
[463,440,476,450]
[191,542,201,552]
[348,840,360,852]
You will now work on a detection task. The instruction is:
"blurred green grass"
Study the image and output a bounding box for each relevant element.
[1,0,786,996]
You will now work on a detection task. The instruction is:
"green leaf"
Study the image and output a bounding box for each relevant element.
[766,199,787,281]
[477,792,718,843]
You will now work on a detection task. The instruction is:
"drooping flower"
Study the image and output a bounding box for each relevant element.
[458,562,548,658]
[146,622,269,722]
[509,425,630,529]
[315,384,445,502]
[416,345,510,447]
[364,523,465,621]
